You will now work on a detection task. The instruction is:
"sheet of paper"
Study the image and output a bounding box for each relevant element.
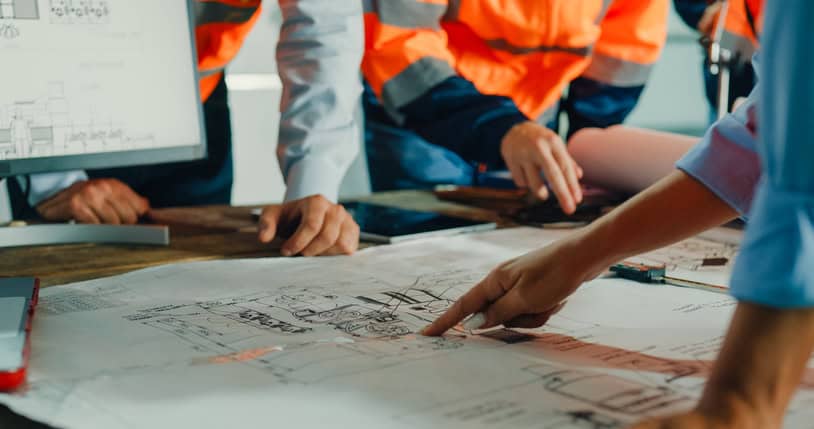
[628,227,742,288]
[2,227,811,429]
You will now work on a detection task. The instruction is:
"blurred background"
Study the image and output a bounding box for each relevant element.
[226,3,710,206]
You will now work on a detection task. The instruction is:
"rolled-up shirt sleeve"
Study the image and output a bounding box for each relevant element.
[276,0,363,202]
[675,92,762,218]
[728,0,814,309]
[25,170,87,207]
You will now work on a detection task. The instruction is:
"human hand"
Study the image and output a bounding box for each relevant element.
[36,179,150,224]
[257,195,360,257]
[501,122,583,213]
[628,401,774,429]
[422,233,607,336]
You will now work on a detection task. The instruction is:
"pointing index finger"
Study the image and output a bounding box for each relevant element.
[422,276,499,336]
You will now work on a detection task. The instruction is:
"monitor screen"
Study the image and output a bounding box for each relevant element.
[0,0,205,177]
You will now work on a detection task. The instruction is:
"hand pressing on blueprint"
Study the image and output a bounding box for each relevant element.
[501,122,584,214]
[422,232,605,335]
[258,194,360,257]
[36,178,150,225]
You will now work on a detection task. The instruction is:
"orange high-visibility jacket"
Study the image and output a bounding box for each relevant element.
[195,0,263,102]
[721,0,763,60]
[362,0,669,121]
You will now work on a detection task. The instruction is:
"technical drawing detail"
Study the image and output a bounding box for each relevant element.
[0,83,156,160]
[0,0,40,20]
[50,0,110,24]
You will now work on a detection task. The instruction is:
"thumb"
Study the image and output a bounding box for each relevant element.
[481,289,527,329]
[258,206,283,243]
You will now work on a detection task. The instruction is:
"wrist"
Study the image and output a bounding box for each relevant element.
[696,386,780,429]
[565,226,623,281]
[572,215,632,276]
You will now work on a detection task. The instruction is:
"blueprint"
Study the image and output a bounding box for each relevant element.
[2,227,813,429]
[629,228,742,288]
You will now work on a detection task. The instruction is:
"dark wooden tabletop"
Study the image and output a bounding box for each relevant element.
[0,190,510,287]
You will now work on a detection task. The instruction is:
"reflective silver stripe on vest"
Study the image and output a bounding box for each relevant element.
[581,53,653,87]
[485,38,593,57]
[364,0,446,30]
[199,67,225,79]
[195,0,259,26]
[382,56,456,122]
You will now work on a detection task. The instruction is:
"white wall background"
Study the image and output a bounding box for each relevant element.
[226,2,710,206]
[626,9,710,135]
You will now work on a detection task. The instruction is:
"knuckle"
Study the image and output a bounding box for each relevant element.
[308,194,328,207]
[303,218,322,232]
[536,143,552,157]
[97,179,114,193]
[80,186,96,198]
[69,195,84,212]
[328,204,343,219]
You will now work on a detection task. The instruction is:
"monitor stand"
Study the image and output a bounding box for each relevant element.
[0,177,169,248]
[0,224,170,248]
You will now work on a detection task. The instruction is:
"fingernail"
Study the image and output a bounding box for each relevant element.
[281,249,293,257]
[462,313,486,331]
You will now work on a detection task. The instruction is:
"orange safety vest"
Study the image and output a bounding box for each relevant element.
[721,0,763,59]
[194,0,262,102]
[363,0,669,121]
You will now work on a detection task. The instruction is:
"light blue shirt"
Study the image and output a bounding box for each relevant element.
[26,0,363,206]
[276,0,363,202]
[678,0,814,308]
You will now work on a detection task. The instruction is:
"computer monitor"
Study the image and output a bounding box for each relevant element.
[0,0,205,247]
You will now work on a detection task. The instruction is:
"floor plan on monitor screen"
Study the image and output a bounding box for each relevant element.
[0,0,200,160]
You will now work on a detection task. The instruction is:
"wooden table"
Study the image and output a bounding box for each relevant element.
[0,191,511,288]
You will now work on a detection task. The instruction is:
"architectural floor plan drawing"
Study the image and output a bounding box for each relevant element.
[0,0,39,39]
[628,228,742,288]
[2,227,813,429]
[0,82,157,160]
[0,0,39,20]
[49,0,110,24]
[3,0,203,163]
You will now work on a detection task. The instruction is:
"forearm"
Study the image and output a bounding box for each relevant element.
[699,303,814,428]
[579,170,738,269]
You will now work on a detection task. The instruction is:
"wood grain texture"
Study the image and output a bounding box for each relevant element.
[0,191,511,287]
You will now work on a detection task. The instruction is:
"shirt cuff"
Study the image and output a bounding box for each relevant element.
[675,114,761,217]
[478,111,528,167]
[729,180,814,308]
[25,170,88,207]
[283,158,345,203]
